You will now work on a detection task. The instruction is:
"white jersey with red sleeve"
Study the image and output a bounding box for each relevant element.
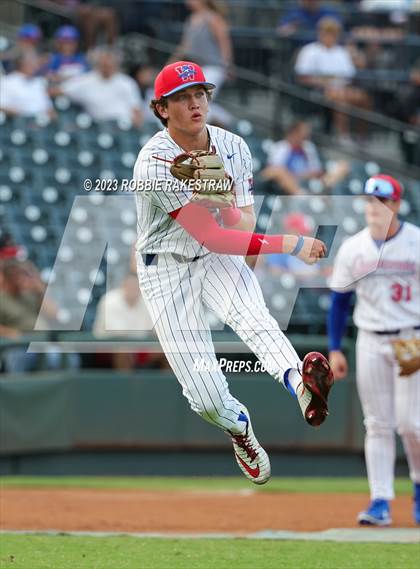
[329,222,420,332]
[133,124,254,256]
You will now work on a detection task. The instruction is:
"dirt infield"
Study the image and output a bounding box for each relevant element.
[1,489,416,533]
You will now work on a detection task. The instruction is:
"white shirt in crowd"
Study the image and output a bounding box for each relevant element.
[295,42,356,81]
[93,287,154,337]
[361,0,420,12]
[0,72,52,116]
[267,140,322,176]
[61,70,142,122]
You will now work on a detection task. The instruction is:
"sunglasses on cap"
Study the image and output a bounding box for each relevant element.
[364,177,398,200]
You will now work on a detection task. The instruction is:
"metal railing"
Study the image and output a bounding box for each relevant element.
[118,32,420,176]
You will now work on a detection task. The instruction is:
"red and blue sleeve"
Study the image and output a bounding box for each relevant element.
[169,203,285,256]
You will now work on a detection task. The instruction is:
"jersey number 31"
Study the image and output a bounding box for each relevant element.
[391,283,412,302]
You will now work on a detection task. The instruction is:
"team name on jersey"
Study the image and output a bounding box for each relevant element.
[353,257,417,278]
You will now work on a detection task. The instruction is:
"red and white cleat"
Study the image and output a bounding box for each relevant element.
[298,352,334,427]
[228,408,271,485]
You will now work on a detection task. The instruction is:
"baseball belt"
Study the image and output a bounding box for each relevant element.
[374,325,420,336]
[142,253,206,266]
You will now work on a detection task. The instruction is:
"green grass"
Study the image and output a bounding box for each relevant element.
[0,476,413,495]
[0,535,418,569]
[1,478,416,568]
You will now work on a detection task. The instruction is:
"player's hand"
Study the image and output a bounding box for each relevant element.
[296,237,327,265]
[329,350,348,380]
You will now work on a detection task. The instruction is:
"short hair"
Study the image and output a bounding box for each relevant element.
[15,50,39,70]
[89,46,122,68]
[285,120,309,136]
[150,86,213,127]
[317,17,342,34]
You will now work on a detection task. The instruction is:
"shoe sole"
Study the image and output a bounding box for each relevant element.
[358,515,392,527]
[302,352,334,427]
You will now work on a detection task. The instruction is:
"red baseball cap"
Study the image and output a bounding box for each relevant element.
[364,174,403,201]
[154,61,215,99]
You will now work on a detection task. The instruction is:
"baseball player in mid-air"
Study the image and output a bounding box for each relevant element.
[133,61,333,484]
[328,174,420,525]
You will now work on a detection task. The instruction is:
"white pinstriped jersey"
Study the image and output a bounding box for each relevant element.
[133,124,254,256]
[330,222,420,331]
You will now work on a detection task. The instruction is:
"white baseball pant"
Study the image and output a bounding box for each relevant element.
[356,328,420,500]
[137,252,301,434]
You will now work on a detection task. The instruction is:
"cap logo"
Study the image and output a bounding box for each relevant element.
[175,64,196,81]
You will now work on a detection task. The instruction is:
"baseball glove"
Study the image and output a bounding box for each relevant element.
[170,148,235,209]
[392,338,420,376]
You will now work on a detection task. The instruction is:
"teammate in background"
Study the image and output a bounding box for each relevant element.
[328,175,420,525]
[133,60,333,484]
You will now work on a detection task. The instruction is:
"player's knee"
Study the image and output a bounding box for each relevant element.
[364,417,394,437]
[396,419,419,438]
[195,401,225,423]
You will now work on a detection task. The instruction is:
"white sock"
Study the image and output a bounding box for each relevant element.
[283,367,302,396]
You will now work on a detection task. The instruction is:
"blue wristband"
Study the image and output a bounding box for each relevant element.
[290,235,305,256]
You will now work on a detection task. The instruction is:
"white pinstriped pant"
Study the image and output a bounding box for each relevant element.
[356,328,420,500]
[137,252,301,434]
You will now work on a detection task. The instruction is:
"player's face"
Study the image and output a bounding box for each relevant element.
[161,86,208,136]
[365,196,399,233]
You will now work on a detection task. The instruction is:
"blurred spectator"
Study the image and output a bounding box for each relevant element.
[0,52,55,118]
[295,17,371,142]
[0,264,20,340]
[392,60,420,165]
[0,260,56,332]
[0,259,78,373]
[361,0,416,8]
[262,121,349,195]
[360,0,420,24]
[0,232,25,262]
[277,0,342,38]
[47,0,119,49]
[45,25,89,83]
[171,0,233,98]
[15,23,43,65]
[16,23,43,52]
[354,39,397,71]
[0,23,43,73]
[394,60,420,127]
[54,47,143,126]
[93,273,153,338]
[295,18,356,86]
[93,273,167,371]
[130,63,158,124]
